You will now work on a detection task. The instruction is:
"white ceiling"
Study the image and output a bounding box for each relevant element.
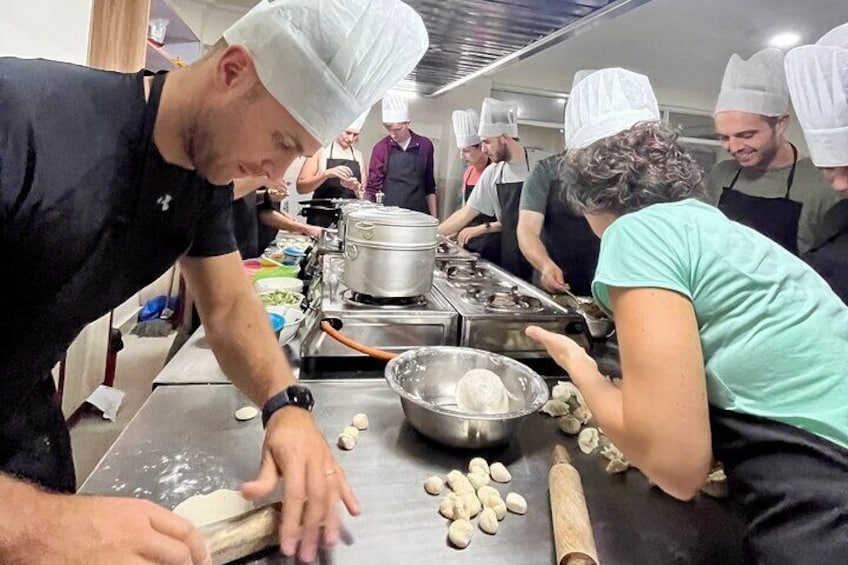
[490,0,848,111]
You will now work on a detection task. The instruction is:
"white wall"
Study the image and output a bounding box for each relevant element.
[0,0,92,63]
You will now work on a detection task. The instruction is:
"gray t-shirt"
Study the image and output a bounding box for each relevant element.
[467,159,532,220]
[705,156,848,254]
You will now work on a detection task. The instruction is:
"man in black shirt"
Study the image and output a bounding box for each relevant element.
[0,0,428,562]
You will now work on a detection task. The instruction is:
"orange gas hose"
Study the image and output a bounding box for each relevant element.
[320,321,397,361]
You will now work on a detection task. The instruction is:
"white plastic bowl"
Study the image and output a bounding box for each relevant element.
[263,306,305,345]
[254,277,304,294]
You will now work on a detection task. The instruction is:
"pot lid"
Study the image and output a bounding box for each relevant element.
[348,207,439,227]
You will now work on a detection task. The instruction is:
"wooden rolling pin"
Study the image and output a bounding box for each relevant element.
[199,502,282,565]
[549,445,600,565]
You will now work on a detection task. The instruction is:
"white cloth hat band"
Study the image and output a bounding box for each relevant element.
[456,134,481,148]
[478,123,518,138]
[714,90,788,116]
[568,111,660,149]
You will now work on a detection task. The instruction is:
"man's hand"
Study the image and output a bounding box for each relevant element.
[340,176,361,193]
[241,407,359,563]
[540,261,570,293]
[457,225,485,247]
[301,224,323,239]
[27,495,211,565]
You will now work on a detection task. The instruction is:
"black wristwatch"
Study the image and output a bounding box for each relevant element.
[262,385,315,428]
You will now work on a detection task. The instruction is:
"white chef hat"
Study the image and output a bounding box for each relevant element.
[347,107,371,133]
[571,69,597,90]
[565,67,660,149]
[382,94,410,123]
[478,98,519,138]
[452,109,481,148]
[223,0,428,147]
[714,48,789,116]
[785,25,848,167]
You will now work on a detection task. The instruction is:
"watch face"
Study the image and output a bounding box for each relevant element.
[288,385,315,411]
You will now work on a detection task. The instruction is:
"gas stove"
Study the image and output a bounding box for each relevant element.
[433,258,583,358]
[299,255,459,370]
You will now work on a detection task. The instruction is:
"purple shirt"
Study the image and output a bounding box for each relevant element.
[365,130,436,202]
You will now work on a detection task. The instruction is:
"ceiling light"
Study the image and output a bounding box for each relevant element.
[768,32,801,49]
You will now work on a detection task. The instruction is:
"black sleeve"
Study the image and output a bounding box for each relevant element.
[186,183,237,257]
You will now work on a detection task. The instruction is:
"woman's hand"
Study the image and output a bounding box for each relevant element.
[526,326,598,377]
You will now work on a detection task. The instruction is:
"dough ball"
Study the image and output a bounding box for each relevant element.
[701,464,729,498]
[448,519,474,549]
[477,485,501,503]
[467,471,490,491]
[424,475,444,496]
[558,415,582,435]
[505,492,527,515]
[446,469,475,494]
[352,413,369,430]
[460,492,482,518]
[337,433,356,451]
[541,399,570,417]
[468,457,490,475]
[600,442,626,463]
[478,507,499,535]
[438,493,460,519]
[455,369,509,414]
[605,458,630,474]
[173,489,254,528]
[551,381,583,404]
[342,425,360,440]
[489,462,512,483]
[577,427,600,454]
[572,405,592,425]
[490,497,507,520]
[234,406,259,421]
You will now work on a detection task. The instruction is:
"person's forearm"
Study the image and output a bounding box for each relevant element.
[0,474,52,560]
[203,290,296,405]
[518,227,556,273]
[427,193,437,217]
[259,210,312,236]
[296,170,328,195]
[438,206,478,236]
[233,177,268,200]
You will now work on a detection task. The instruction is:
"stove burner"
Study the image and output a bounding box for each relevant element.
[446,264,491,282]
[485,290,544,313]
[342,290,427,309]
[436,242,457,255]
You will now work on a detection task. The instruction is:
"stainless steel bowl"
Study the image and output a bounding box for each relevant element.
[384,346,549,449]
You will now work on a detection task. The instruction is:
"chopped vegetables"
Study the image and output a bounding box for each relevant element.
[260,290,302,306]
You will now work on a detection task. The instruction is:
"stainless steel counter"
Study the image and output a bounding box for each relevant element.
[80,382,743,564]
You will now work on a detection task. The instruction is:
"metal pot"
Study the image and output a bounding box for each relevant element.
[343,208,438,297]
[337,200,379,244]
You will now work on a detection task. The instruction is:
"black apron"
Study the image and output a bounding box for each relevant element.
[804,231,848,305]
[256,193,280,253]
[232,191,260,258]
[496,155,533,280]
[382,142,428,214]
[1,72,212,492]
[462,165,501,263]
[312,142,360,203]
[541,176,600,296]
[710,406,848,564]
[719,144,801,255]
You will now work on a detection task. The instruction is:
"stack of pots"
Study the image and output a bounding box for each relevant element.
[343,207,439,298]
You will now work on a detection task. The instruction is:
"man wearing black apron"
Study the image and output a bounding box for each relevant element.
[785,35,848,304]
[365,94,438,215]
[708,48,848,257]
[450,108,500,262]
[518,154,600,295]
[439,98,534,279]
[0,0,427,559]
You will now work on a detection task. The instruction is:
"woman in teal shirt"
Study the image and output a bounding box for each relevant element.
[529,68,848,564]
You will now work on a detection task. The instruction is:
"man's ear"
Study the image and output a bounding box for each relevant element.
[775,114,791,137]
[215,44,257,93]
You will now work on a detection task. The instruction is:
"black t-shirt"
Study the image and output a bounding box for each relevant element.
[0,57,236,396]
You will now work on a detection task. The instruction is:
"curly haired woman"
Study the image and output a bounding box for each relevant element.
[528,68,848,564]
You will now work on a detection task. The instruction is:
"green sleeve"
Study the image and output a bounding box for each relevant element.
[519,157,555,213]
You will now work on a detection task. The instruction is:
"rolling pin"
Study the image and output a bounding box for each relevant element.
[549,444,600,565]
[199,502,282,565]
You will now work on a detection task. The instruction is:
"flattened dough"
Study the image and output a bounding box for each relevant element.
[172,488,255,527]
[234,406,259,421]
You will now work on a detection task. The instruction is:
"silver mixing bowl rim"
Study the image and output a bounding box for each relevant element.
[384,346,549,421]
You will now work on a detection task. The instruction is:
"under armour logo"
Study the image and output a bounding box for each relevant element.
[157,194,172,211]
